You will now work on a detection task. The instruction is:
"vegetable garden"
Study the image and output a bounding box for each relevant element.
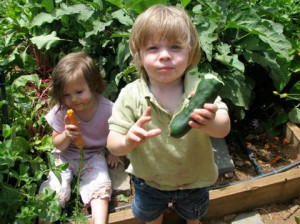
[0,0,299,223]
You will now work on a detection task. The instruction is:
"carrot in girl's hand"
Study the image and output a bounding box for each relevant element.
[66,109,84,149]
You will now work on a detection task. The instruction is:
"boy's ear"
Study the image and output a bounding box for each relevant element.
[137,60,143,68]
[136,53,143,67]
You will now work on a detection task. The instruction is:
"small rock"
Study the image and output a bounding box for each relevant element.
[245,160,252,167]
[235,160,243,167]
[224,172,234,179]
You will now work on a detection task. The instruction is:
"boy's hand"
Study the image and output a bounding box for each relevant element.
[126,107,161,146]
[189,103,217,128]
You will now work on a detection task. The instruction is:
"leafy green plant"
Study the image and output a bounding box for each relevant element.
[0,74,60,223]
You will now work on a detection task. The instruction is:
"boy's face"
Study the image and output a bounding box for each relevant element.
[139,38,189,84]
[63,77,94,112]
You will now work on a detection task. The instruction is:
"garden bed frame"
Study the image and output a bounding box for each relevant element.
[70,122,300,224]
[107,167,300,224]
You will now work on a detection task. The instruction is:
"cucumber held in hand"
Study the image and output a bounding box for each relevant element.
[169,74,224,138]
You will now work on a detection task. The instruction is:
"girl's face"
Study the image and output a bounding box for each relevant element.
[139,38,189,85]
[63,77,95,112]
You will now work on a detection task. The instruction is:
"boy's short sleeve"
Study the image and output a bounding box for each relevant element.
[108,84,140,135]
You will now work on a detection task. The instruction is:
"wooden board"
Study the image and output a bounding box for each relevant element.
[106,167,300,223]
[286,122,300,153]
[204,166,300,219]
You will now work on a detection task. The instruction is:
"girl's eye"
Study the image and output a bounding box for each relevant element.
[76,91,83,94]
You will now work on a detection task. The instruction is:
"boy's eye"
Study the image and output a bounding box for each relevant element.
[170,45,181,50]
[147,46,158,51]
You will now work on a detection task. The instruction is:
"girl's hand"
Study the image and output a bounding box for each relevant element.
[189,103,218,128]
[106,154,124,169]
[64,115,81,141]
[125,107,161,147]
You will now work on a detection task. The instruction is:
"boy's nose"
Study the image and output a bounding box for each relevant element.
[159,49,171,60]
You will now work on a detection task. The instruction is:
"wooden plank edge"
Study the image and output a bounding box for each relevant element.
[286,122,300,153]
[204,166,300,219]
[106,167,300,223]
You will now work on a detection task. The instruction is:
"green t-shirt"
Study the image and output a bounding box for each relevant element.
[108,74,228,190]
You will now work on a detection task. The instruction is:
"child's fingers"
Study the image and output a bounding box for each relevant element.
[203,103,218,112]
[135,106,152,128]
[147,129,162,138]
[127,106,161,144]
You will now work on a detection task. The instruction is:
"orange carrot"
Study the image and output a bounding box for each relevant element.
[66,109,84,149]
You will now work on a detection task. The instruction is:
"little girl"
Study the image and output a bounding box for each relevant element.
[40,52,122,224]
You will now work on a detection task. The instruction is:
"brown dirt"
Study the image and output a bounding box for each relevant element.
[109,121,300,224]
[202,126,300,224]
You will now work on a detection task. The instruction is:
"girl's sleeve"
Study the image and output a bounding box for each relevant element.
[45,105,66,133]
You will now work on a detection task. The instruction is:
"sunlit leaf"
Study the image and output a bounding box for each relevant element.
[30,31,63,50]
[288,108,300,124]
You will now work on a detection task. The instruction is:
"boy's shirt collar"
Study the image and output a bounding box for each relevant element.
[141,72,202,115]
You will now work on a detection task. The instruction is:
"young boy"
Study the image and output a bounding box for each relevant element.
[107,5,230,224]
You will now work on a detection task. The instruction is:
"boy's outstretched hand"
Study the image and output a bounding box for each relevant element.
[107,107,162,156]
[125,106,161,146]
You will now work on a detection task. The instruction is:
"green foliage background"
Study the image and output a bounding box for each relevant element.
[0,0,299,222]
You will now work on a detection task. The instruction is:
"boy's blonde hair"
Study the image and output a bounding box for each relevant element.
[129,5,201,76]
[48,52,105,109]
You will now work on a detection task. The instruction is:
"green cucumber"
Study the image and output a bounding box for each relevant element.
[169,74,224,138]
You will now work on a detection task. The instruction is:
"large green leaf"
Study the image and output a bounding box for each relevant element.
[31,4,94,27]
[214,43,245,72]
[85,20,112,38]
[30,31,63,50]
[112,9,134,26]
[41,0,54,12]
[288,108,300,124]
[11,74,41,89]
[0,184,24,209]
[243,48,291,91]
[194,15,218,62]
[221,70,254,109]
[226,9,292,59]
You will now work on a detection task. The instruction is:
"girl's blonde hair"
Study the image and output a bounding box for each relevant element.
[48,52,105,109]
[129,5,201,77]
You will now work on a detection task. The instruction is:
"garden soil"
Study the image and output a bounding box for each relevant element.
[202,125,300,224]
